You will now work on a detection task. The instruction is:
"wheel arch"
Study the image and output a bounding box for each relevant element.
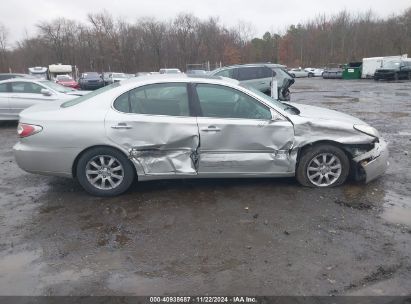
[72,144,137,179]
[295,140,354,169]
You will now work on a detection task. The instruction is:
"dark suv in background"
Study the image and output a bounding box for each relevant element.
[208,64,294,101]
[78,72,104,90]
[374,59,411,80]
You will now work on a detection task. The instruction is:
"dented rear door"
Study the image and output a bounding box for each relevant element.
[105,82,199,176]
[194,83,295,175]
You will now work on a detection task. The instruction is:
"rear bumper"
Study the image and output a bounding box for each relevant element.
[13,142,79,178]
[353,138,389,183]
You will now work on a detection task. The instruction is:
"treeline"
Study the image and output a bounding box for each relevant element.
[0,8,410,73]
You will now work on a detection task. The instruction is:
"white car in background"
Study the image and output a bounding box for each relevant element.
[159,68,182,74]
[104,72,129,85]
[313,68,324,77]
[0,78,89,120]
[289,68,312,78]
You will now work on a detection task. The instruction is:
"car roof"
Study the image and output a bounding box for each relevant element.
[217,63,286,69]
[0,78,45,84]
[116,74,239,89]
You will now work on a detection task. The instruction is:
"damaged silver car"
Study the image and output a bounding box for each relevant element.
[13,75,388,196]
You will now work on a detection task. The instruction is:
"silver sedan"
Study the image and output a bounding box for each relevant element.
[14,75,388,196]
[0,78,89,120]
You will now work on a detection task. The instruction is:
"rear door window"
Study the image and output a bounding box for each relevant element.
[236,67,266,81]
[113,83,190,117]
[11,82,43,94]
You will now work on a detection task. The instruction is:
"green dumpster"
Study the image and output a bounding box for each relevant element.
[342,62,362,80]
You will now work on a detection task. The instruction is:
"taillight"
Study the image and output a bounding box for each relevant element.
[17,123,43,138]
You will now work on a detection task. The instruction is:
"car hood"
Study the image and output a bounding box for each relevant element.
[287,103,366,125]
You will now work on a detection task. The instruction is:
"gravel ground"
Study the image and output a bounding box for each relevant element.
[0,78,410,296]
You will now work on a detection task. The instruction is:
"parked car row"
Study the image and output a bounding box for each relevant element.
[286,67,325,78]
[0,78,89,120]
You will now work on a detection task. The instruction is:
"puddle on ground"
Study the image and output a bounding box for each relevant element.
[0,248,94,295]
[0,250,43,295]
[386,112,409,118]
[382,190,411,226]
[337,184,384,210]
[395,92,410,97]
[398,131,411,136]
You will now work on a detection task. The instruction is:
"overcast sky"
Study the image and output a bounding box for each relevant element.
[1,0,410,45]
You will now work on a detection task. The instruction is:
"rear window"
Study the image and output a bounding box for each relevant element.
[113,83,189,116]
[61,83,120,108]
[0,83,9,92]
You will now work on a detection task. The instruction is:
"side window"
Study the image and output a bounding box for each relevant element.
[237,67,264,81]
[195,84,272,120]
[0,83,9,93]
[11,82,43,94]
[113,83,190,116]
[262,67,274,78]
[214,69,233,78]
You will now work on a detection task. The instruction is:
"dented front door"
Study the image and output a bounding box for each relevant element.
[194,83,295,175]
[105,82,199,176]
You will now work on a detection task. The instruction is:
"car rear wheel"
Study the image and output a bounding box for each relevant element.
[296,144,349,188]
[76,147,135,196]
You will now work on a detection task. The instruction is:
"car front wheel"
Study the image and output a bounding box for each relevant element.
[76,147,135,196]
[296,144,349,187]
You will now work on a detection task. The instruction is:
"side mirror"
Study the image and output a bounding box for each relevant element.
[41,88,52,96]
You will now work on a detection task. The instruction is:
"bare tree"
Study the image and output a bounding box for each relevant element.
[0,23,8,71]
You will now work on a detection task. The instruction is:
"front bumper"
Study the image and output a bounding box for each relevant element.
[353,138,389,183]
[374,72,395,80]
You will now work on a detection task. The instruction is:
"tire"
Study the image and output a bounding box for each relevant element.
[296,144,349,188]
[76,147,135,196]
[394,73,399,81]
[308,73,313,78]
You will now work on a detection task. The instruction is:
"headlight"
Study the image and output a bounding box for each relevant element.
[353,124,380,138]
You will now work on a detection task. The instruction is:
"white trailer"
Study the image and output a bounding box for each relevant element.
[28,67,48,80]
[48,64,75,80]
[362,54,408,79]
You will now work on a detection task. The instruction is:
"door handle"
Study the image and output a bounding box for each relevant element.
[201,125,221,132]
[111,123,132,129]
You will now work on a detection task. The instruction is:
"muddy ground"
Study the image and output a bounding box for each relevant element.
[0,78,410,296]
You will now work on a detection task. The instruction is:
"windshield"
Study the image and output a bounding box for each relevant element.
[83,73,100,78]
[57,75,72,81]
[61,82,120,108]
[383,61,401,69]
[241,84,287,111]
[31,73,47,79]
[39,80,75,93]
